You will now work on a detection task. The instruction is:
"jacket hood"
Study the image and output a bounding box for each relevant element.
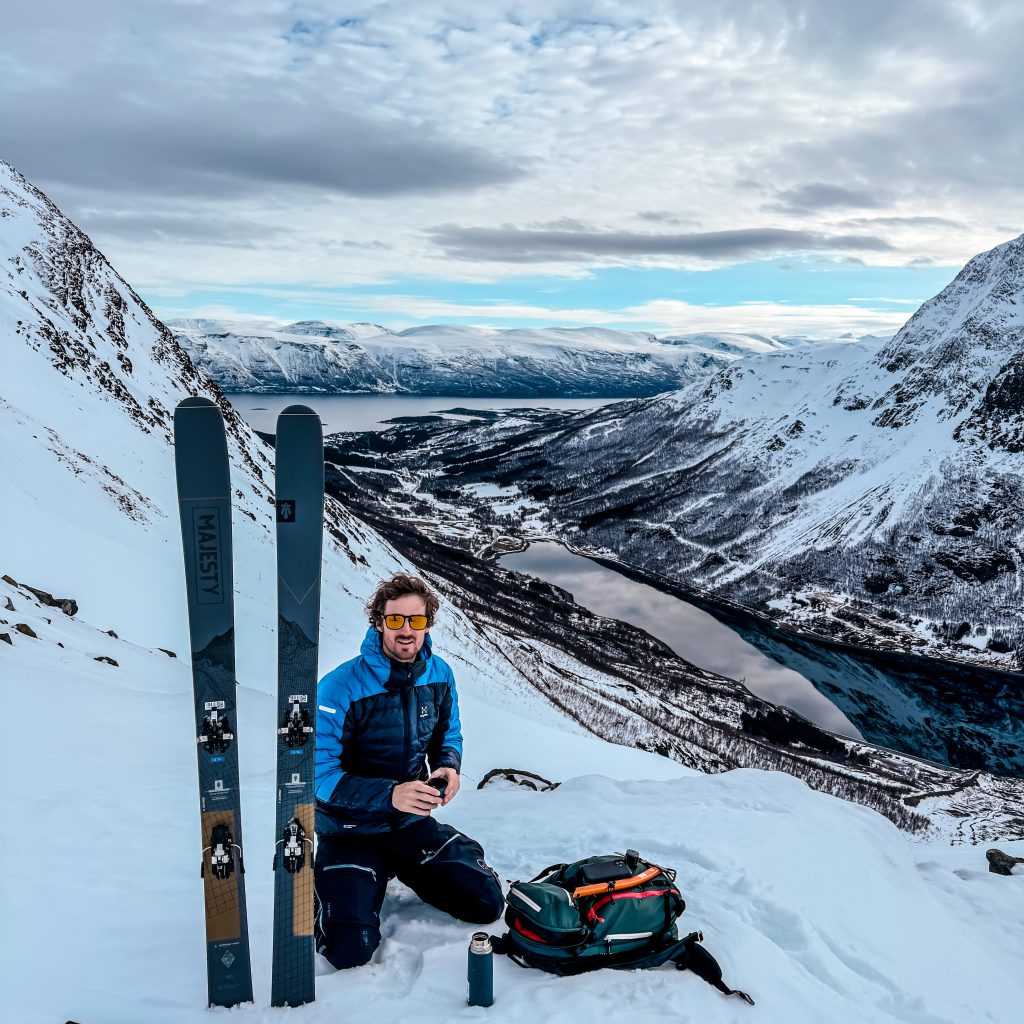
[359,624,433,683]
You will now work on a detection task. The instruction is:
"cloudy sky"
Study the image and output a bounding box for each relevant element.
[3,0,1022,337]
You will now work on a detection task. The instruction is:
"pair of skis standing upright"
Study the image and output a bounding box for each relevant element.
[174,397,325,1008]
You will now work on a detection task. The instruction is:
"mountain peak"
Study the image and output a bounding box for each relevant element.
[282,320,392,341]
[829,234,1024,443]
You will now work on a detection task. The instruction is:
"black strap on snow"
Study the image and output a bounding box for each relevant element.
[490,931,754,1005]
[673,932,755,1005]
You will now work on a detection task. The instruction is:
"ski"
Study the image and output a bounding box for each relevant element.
[270,405,325,1007]
[173,397,253,1008]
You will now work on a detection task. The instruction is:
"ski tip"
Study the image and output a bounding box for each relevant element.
[278,405,320,419]
[175,396,219,413]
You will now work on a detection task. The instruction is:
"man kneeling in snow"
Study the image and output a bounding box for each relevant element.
[314,573,504,968]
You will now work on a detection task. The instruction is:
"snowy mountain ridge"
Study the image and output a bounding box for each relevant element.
[662,232,1024,641]
[171,316,818,397]
[7,156,1016,828]
[381,234,1024,672]
[311,235,1024,772]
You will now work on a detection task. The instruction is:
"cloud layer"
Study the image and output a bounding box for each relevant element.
[3,0,1021,324]
[429,225,893,262]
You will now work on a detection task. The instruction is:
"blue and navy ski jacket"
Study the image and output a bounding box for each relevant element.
[315,626,463,835]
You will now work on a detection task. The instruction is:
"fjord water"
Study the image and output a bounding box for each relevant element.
[500,540,860,738]
[228,393,610,434]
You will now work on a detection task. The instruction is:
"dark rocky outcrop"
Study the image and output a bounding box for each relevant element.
[3,574,78,616]
[986,848,1024,875]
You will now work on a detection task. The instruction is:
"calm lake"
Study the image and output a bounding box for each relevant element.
[500,541,860,739]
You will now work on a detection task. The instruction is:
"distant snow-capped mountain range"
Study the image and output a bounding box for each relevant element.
[171,316,873,397]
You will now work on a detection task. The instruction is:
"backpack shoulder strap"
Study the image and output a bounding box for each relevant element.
[489,934,532,969]
[529,863,568,883]
[671,931,755,1005]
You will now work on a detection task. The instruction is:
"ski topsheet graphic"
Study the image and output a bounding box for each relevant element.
[270,405,325,1007]
[173,397,253,1008]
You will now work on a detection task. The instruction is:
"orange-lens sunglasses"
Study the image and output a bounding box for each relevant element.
[383,614,429,630]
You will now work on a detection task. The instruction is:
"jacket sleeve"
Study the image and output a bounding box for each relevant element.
[315,694,396,821]
[429,669,463,773]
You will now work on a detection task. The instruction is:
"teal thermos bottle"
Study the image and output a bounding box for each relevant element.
[467,932,494,1007]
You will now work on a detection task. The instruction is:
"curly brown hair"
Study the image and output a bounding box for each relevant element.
[365,572,440,628]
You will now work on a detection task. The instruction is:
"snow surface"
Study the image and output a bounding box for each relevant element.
[4,575,1023,1024]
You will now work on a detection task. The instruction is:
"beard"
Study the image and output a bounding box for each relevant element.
[381,630,422,661]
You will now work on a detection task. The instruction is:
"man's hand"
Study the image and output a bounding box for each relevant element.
[391,780,444,816]
[430,767,461,806]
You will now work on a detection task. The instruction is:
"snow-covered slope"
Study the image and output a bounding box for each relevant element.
[658,330,791,354]
[4,161,1024,1023]
[171,317,775,397]
[628,240,1024,662]
[4,573,1024,1024]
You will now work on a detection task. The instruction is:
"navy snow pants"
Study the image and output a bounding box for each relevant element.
[314,818,504,969]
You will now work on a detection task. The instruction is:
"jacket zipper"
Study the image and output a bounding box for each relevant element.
[401,664,415,781]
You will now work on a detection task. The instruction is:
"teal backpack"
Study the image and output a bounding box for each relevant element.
[491,850,753,1004]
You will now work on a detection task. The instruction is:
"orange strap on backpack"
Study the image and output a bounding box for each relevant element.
[571,864,662,899]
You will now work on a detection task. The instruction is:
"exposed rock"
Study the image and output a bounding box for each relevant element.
[158,648,177,658]
[2,574,78,616]
[0,633,11,645]
[4,598,13,611]
[986,848,1024,875]
[93,655,119,666]
[14,623,38,639]
[478,768,560,792]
